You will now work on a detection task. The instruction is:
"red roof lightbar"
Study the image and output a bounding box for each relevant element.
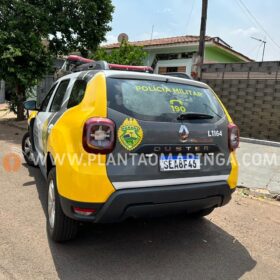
[67,55,94,64]
[108,63,153,73]
[70,58,154,73]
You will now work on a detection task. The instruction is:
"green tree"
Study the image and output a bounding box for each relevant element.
[93,40,148,66]
[0,0,114,120]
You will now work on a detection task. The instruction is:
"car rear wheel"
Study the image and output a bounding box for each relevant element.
[189,207,215,218]
[22,132,37,167]
[47,168,79,242]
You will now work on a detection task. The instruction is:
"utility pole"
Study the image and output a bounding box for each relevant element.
[262,41,266,62]
[198,0,208,63]
[192,0,208,80]
[251,37,266,62]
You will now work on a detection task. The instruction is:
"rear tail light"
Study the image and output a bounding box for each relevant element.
[83,117,116,154]
[73,207,96,216]
[228,123,240,151]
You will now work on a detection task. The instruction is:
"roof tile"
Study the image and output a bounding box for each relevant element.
[103,35,213,49]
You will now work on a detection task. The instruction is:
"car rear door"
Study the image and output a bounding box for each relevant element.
[105,75,231,189]
[33,79,70,160]
[33,84,57,159]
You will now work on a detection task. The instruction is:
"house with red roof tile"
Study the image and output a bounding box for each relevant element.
[103,35,252,75]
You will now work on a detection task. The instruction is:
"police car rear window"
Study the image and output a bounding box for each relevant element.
[107,78,225,122]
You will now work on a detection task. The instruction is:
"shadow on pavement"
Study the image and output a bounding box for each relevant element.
[0,120,25,146]
[24,164,256,280]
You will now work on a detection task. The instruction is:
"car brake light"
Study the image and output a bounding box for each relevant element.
[228,123,240,151]
[83,117,116,154]
[73,207,96,216]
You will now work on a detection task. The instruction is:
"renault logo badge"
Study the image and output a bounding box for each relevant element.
[179,125,189,143]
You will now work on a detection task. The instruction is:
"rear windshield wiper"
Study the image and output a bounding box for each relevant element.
[177,112,214,120]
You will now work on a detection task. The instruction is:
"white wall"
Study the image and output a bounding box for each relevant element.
[154,58,193,75]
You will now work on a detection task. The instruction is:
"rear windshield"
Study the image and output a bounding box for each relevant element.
[107,78,225,122]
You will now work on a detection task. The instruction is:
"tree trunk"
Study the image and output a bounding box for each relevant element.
[16,85,25,121]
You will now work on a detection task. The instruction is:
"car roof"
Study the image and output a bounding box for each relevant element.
[104,70,208,88]
[55,69,209,89]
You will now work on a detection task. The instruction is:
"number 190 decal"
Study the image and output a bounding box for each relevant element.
[169,99,186,113]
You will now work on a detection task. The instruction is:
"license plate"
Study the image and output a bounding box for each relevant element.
[159,155,200,172]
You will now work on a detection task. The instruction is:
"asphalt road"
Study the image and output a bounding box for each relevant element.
[0,121,280,280]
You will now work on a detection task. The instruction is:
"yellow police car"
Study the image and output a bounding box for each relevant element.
[23,61,239,242]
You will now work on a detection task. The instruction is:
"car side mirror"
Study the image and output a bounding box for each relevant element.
[23,100,38,111]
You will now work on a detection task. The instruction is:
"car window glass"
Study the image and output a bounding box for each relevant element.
[107,78,225,122]
[67,80,87,108]
[50,80,70,112]
[40,85,56,112]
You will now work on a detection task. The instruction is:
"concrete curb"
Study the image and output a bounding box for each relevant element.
[240,137,280,148]
[237,186,280,202]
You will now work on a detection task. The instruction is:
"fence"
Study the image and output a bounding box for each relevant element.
[201,62,280,142]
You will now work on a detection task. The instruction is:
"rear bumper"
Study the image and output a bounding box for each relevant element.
[60,181,234,223]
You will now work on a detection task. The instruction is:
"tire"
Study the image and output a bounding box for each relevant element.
[22,132,37,167]
[189,207,215,219]
[47,168,79,242]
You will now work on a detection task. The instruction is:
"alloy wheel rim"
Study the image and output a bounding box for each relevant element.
[48,180,55,229]
[24,137,35,163]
